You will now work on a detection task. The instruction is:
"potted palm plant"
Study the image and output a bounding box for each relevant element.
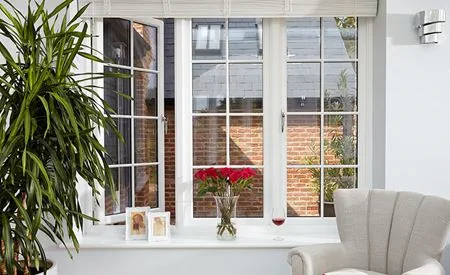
[0,0,126,274]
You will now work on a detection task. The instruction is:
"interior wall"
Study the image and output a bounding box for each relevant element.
[47,247,292,275]
[383,0,450,197]
[373,0,450,270]
[372,0,387,190]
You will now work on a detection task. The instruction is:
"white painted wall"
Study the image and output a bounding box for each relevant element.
[383,0,450,197]
[372,0,387,190]
[373,0,450,271]
[47,247,292,275]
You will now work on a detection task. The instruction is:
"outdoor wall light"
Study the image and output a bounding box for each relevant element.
[416,9,446,44]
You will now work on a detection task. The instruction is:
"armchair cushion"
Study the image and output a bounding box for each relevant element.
[324,261,445,275]
[401,259,445,275]
[325,269,386,275]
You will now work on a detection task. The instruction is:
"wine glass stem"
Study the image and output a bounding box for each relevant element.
[274,225,283,241]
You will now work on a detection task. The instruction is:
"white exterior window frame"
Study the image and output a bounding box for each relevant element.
[175,17,372,229]
[91,17,166,225]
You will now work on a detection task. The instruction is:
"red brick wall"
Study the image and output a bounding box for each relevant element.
[287,168,319,216]
[164,100,176,223]
[286,116,320,216]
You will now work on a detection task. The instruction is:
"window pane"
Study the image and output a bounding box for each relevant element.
[229,19,262,60]
[230,116,263,165]
[287,18,320,59]
[236,168,263,217]
[105,167,132,215]
[135,166,158,208]
[193,168,263,218]
[323,168,357,217]
[133,23,157,70]
[104,67,131,115]
[104,18,130,66]
[324,115,357,165]
[135,119,158,163]
[287,168,320,217]
[287,115,320,165]
[192,19,225,60]
[324,17,357,59]
[324,62,357,112]
[105,118,131,165]
[193,116,226,166]
[192,64,226,113]
[134,72,157,117]
[229,64,263,113]
[192,168,215,218]
[287,63,320,112]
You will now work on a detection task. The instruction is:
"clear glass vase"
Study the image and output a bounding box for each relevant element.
[214,195,239,240]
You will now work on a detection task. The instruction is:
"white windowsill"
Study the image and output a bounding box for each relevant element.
[63,225,340,249]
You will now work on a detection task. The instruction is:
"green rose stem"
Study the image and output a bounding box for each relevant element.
[216,196,237,237]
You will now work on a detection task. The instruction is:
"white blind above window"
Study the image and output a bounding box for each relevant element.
[78,0,378,18]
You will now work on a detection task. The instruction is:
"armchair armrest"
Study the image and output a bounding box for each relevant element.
[402,259,445,275]
[288,243,349,275]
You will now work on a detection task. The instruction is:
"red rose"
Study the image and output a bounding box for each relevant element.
[229,170,242,184]
[205,167,218,179]
[219,167,234,178]
[241,168,256,179]
[248,168,256,177]
[194,170,207,181]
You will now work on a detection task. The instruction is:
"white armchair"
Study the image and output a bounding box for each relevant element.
[288,189,450,275]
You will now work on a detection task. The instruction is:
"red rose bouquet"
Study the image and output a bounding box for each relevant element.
[195,167,256,197]
[194,167,256,240]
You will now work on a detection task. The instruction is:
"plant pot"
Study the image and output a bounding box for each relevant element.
[36,260,57,275]
[10,260,57,275]
[214,196,239,240]
[324,202,336,217]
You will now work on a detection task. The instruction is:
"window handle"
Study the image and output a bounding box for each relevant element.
[162,116,168,135]
[281,111,286,133]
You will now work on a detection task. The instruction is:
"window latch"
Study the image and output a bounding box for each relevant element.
[281,111,286,133]
[162,116,168,135]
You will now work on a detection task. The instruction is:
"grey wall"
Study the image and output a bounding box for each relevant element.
[47,247,292,275]
[373,0,450,270]
[383,0,450,198]
[372,0,387,190]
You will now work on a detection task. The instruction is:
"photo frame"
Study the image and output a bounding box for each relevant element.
[148,212,171,241]
[125,207,150,240]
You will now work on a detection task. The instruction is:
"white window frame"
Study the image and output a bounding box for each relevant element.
[175,18,372,229]
[91,17,166,224]
[191,18,265,224]
[282,18,370,221]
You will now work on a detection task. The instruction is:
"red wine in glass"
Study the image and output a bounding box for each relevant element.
[272,218,285,226]
[272,207,286,241]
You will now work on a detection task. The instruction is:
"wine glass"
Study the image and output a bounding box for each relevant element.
[272,207,286,241]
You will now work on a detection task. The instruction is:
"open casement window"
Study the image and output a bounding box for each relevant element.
[93,17,165,224]
[177,17,370,226]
